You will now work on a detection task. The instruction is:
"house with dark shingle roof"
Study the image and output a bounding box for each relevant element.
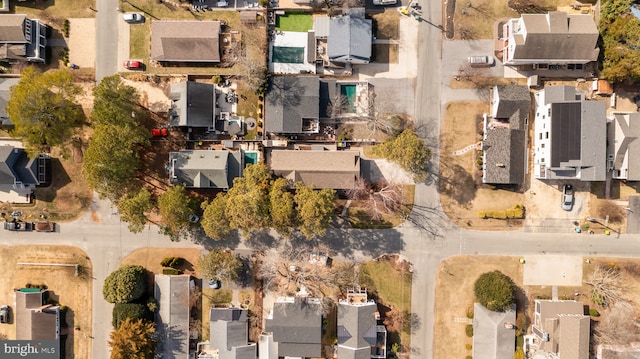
[501,12,599,66]
[169,81,218,129]
[264,296,323,358]
[327,9,372,64]
[533,86,606,181]
[472,303,516,359]
[15,289,60,358]
[197,308,256,359]
[151,20,221,63]
[529,300,589,359]
[269,149,360,189]
[265,76,321,134]
[482,85,531,185]
[0,14,48,63]
[337,289,386,359]
[169,149,243,190]
[608,112,640,181]
[154,274,191,359]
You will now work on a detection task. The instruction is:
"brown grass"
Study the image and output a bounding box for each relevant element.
[372,11,400,40]
[440,102,526,229]
[0,245,92,358]
[120,247,201,276]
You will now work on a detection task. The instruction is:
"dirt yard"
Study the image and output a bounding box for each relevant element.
[434,255,640,359]
[0,245,92,359]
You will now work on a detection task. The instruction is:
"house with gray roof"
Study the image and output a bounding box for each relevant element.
[327,10,372,64]
[529,300,589,359]
[15,289,60,358]
[337,289,386,359]
[264,296,323,358]
[0,78,19,127]
[0,14,48,63]
[472,303,516,359]
[269,149,360,189]
[482,85,531,185]
[0,145,46,203]
[151,20,221,63]
[154,274,191,359]
[205,308,256,359]
[608,113,640,181]
[169,149,243,190]
[533,86,607,181]
[500,12,599,66]
[265,76,320,134]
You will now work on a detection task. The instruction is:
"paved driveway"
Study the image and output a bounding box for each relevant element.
[442,39,503,81]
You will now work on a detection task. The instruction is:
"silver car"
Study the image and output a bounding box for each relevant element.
[561,184,574,211]
[123,13,145,24]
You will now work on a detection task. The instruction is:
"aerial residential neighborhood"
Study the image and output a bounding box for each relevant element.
[1,0,640,358]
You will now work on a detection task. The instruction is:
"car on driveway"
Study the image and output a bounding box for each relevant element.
[0,306,9,324]
[123,60,144,70]
[123,13,145,24]
[562,184,574,211]
[467,55,495,68]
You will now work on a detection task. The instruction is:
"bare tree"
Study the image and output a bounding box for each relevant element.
[593,301,640,345]
[327,94,350,119]
[365,91,402,136]
[584,265,626,308]
[348,179,405,221]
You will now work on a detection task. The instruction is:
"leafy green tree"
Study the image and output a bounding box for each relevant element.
[200,193,232,240]
[117,188,152,233]
[473,270,515,312]
[109,318,156,359]
[375,129,430,182]
[294,183,336,240]
[103,265,147,304]
[83,76,149,201]
[7,68,84,155]
[225,163,271,235]
[112,303,149,329]
[600,0,640,82]
[157,185,196,241]
[198,249,242,283]
[269,178,296,237]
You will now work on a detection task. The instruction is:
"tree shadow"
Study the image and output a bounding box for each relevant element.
[320,227,405,260]
[244,229,278,250]
[194,228,241,250]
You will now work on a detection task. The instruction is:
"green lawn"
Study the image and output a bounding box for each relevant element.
[130,23,150,60]
[275,13,312,32]
[359,260,412,350]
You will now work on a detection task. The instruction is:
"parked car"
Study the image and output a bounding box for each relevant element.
[0,306,9,324]
[467,55,495,68]
[373,0,397,5]
[151,128,168,137]
[123,13,145,24]
[3,221,33,231]
[561,184,574,211]
[34,222,56,232]
[123,60,144,70]
[208,279,222,289]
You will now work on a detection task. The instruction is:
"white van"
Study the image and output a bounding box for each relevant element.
[467,55,495,68]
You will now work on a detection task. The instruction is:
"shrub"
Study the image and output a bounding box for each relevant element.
[465,343,472,350]
[146,297,158,313]
[63,19,70,38]
[466,356,472,359]
[466,309,474,319]
[102,265,147,304]
[160,257,184,269]
[112,303,149,329]
[474,270,515,312]
[465,324,473,337]
[478,204,524,219]
[211,75,223,85]
[162,268,180,275]
[589,308,600,317]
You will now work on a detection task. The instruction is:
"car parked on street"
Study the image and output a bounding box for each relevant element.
[123,13,145,24]
[34,222,56,232]
[123,60,144,70]
[562,184,574,211]
[3,221,33,231]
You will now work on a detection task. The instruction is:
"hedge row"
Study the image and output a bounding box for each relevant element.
[160,257,184,269]
[478,204,524,219]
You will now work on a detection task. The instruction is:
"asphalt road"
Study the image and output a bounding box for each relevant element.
[96,0,120,81]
